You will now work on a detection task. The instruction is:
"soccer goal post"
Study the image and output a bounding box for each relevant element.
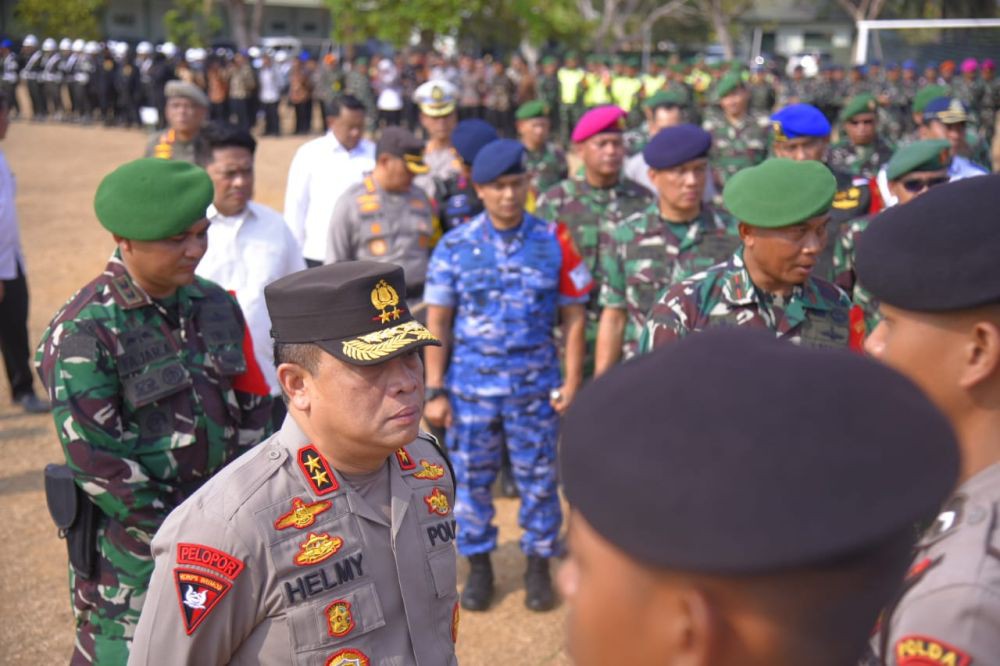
[855,18,1000,66]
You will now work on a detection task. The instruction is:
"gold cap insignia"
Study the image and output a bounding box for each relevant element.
[371,279,404,324]
[293,532,344,566]
[431,86,443,101]
[771,120,787,142]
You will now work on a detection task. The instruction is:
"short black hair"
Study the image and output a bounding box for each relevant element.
[273,342,322,404]
[201,121,257,160]
[326,94,366,118]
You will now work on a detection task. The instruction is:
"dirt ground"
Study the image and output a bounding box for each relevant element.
[0,120,570,665]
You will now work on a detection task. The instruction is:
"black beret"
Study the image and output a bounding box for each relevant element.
[857,174,1000,312]
[561,328,958,575]
[265,261,440,366]
[642,124,712,170]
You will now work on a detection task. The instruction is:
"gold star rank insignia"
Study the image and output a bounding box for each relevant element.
[297,445,339,495]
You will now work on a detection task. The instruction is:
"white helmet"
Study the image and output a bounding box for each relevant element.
[274,50,288,63]
[23,35,39,48]
[136,41,153,55]
[72,39,85,52]
[42,38,57,51]
[159,41,177,58]
[84,41,100,55]
[113,42,129,59]
[248,46,261,58]
[59,38,72,51]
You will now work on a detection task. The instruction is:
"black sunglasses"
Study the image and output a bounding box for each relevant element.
[900,176,949,193]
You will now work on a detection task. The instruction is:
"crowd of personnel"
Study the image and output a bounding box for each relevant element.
[1,30,999,666]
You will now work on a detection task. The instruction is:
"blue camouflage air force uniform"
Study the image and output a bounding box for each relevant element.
[425,211,590,558]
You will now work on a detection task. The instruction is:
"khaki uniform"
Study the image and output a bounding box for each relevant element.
[326,175,436,291]
[143,129,210,164]
[128,417,459,666]
[872,461,1000,666]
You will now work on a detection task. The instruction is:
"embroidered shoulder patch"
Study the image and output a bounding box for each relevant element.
[325,648,370,666]
[413,459,445,480]
[424,487,450,516]
[173,568,233,635]
[176,543,245,580]
[274,497,333,530]
[298,445,340,495]
[895,635,972,666]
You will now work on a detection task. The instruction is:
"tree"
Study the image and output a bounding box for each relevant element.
[14,0,106,40]
[835,0,890,21]
[698,0,752,59]
[577,0,696,51]
[165,0,224,48]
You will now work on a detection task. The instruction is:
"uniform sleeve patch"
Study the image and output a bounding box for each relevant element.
[176,543,245,580]
[325,648,370,666]
[895,635,972,666]
[173,568,233,635]
[424,487,451,516]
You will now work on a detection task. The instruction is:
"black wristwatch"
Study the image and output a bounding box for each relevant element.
[425,387,448,402]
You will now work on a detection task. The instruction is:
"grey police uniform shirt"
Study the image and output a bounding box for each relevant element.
[326,176,435,290]
[874,461,1000,666]
[128,416,459,666]
[414,147,462,201]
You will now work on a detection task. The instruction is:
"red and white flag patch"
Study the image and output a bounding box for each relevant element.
[555,222,593,298]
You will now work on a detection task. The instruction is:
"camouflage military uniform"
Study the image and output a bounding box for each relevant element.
[832,215,879,333]
[344,68,376,128]
[817,169,876,284]
[778,77,813,107]
[980,76,1000,144]
[600,203,740,359]
[879,80,911,142]
[951,76,984,125]
[702,109,770,186]
[623,125,650,157]
[35,252,273,664]
[828,136,895,178]
[536,73,561,131]
[639,248,853,352]
[524,143,567,202]
[535,176,652,373]
[747,75,776,114]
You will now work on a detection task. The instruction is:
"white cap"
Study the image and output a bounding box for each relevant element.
[84,41,100,55]
[115,43,130,59]
[72,39,85,52]
[59,38,72,51]
[159,42,177,58]
[413,79,458,116]
[136,41,153,55]
[377,88,403,111]
[23,35,39,48]
[275,50,288,63]
[42,38,57,51]
[248,46,261,58]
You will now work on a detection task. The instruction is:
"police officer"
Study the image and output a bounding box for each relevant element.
[21,35,45,120]
[514,99,567,203]
[128,261,455,665]
[921,96,992,174]
[433,118,497,232]
[559,328,959,666]
[35,159,274,664]
[641,158,854,352]
[828,94,895,178]
[413,79,461,199]
[597,125,739,369]
[326,127,436,304]
[858,174,1000,666]
[40,38,64,119]
[143,81,210,163]
[423,139,592,612]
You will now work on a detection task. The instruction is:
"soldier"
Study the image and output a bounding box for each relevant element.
[921,97,991,173]
[536,55,561,132]
[828,94,894,178]
[413,79,461,200]
[640,56,667,100]
[434,119,497,233]
[559,327,959,666]
[35,159,273,664]
[326,127,436,304]
[344,56,376,130]
[143,81,210,164]
[623,86,689,159]
[858,174,1000,666]
[877,62,909,142]
[514,100,567,203]
[536,105,652,376]
[640,158,855,352]
[747,64,776,114]
[21,35,45,120]
[903,84,948,144]
[582,55,612,110]
[981,59,999,146]
[832,139,951,333]
[423,139,591,613]
[777,64,811,107]
[556,52,586,145]
[596,125,739,369]
[40,38,64,120]
[702,71,769,188]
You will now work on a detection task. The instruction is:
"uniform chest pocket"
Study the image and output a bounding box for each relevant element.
[286,580,386,656]
[197,301,247,377]
[428,545,457,599]
[121,359,193,409]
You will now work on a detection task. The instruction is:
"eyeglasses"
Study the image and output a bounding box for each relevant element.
[900,176,949,193]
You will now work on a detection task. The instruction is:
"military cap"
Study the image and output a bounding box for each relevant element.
[571,105,627,143]
[913,84,948,114]
[923,97,969,124]
[723,158,835,228]
[653,55,667,66]
[561,328,958,574]
[94,159,213,241]
[564,50,579,60]
[451,119,498,165]
[713,71,744,100]
[265,261,439,366]
[839,93,878,122]
[857,174,1000,312]
[642,88,687,109]
[940,59,956,73]
[585,54,601,65]
[669,63,685,73]
[643,124,711,170]
[983,58,996,71]
[164,80,209,108]
[376,126,428,174]
[471,138,525,184]
[413,79,457,117]
[541,55,558,65]
[626,56,640,68]
[903,59,917,71]
[884,139,951,181]
[770,103,831,140]
[515,99,549,120]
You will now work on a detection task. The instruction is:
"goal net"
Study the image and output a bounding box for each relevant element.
[855,19,1000,67]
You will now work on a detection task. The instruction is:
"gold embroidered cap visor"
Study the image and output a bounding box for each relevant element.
[264,261,440,367]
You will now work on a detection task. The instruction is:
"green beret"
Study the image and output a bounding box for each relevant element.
[723,158,836,228]
[653,55,667,66]
[839,93,878,121]
[714,71,744,100]
[885,139,952,180]
[643,87,688,109]
[669,63,685,73]
[515,99,549,120]
[565,50,579,60]
[94,159,213,241]
[626,56,640,68]
[913,85,949,114]
[586,54,601,64]
[541,55,558,65]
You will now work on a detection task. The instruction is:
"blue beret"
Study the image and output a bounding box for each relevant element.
[770,104,831,140]
[452,119,498,166]
[561,328,958,573]
[925,61,938,69]
[903,59,917,70]
[643,124,712,169]
[0,39,11,49]
[858,174,1000,312]
[471,139,525,184]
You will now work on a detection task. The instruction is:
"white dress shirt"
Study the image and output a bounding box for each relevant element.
[197,201,306,395]
[0,149,23,281]
[283,132,375,262]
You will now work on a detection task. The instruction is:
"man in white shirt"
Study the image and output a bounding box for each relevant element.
[0,90,49,413]
[197,122,305,423]
[283,94,375,266]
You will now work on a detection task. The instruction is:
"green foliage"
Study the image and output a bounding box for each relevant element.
[14,0,106,39]
[165,0,224,49]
